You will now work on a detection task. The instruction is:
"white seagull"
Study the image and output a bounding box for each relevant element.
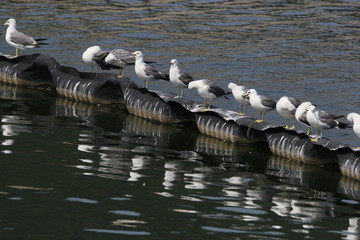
[276,96,301,129]
[82,46,103,71]
[188,79,230,111]
[306,105,350,141]
[294,101,313,135]
[242,89,277,123]
[169,59,194,98]
[347,112,360,149]
[4,18,47,57]
[82,46,121,72]
[132,51,169,88]
[227,82,249,115]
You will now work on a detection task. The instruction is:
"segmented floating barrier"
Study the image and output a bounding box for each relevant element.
[0,53,359,181]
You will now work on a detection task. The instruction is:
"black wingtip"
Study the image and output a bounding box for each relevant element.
[338,122,352,129]
[162,74,170,81]
[35,42,49,46]
[35,38,47,42]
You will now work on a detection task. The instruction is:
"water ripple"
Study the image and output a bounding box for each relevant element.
[84,228,150,235]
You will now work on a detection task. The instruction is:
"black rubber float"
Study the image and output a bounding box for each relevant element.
[51,66,125,105]
[0,54,57,86]
[0,53,359,181]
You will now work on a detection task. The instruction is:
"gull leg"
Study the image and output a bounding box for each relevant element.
[179,88,184,98]
[94,66,99,78]
[289,120,296,130]
[175,87,182,98]
[116,68,124,78]
[15,49,19,57]
[201,99,211,111]
[284,119,290,129]
[208,99,213,110]
[144,79,148,88]
[239,104,245,116]
[200,99,208,111]
[202,99,208,109]
[310,130,321,142]
[255,112,264,123]
[306,127,311,135]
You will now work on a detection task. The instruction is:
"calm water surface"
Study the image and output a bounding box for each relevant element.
[1,0,360,239]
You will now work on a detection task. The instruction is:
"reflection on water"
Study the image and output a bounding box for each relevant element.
[0,62,360,240]
[344,218,360,240]
[1,0,360,239]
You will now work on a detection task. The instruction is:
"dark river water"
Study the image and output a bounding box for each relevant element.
[1,0,360,239]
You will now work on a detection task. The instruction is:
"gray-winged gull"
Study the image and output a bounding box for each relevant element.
[4,18,47,57]
[227,82,249,115]
[242,89,277,123]
[306,105,350,141]
[169,59,194,98]
[276,96,301,129]
[132,51,169,88]
[82,46,121,72]
[188,79,230,111]
[105,49,135,77]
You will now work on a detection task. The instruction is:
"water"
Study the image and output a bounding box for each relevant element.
[1,0,360,239]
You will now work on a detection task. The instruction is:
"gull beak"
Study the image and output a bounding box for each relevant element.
[242,92,249,100]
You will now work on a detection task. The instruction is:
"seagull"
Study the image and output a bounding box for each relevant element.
[347,112,360,149]
[276,96,301,129]
[132,51,169,88]
[242,89,277,123]
[306,105,350,141]
[188,79,230,111]
[169,59,194,98]
[105,49,136,77]
[294,101,313,135]
[4,18,47,57]
[227,82,249,115]
[82,46,121,72]
[82,46,103,71]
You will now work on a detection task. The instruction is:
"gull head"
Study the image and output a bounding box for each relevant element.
[297,101,312,112]
[85,46,101,55]
[132,51,143,59]
[82,46,101,64]
[306,104,316,113]
[188,80,205,89]
[347,112,360,123]
[188,81,197,90]
[4,18,16,27]
[242,88,257,100]
[169,59,178,66]
[227,82,238,90]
